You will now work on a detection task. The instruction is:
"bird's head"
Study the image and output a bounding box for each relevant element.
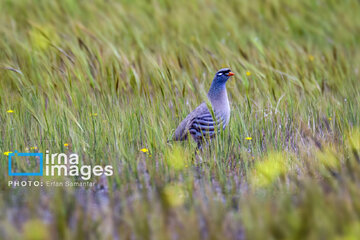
[212,68,235,85]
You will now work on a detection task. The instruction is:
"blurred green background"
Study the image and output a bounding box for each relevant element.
[0,0,360,239]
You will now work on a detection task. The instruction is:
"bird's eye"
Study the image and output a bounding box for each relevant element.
[218,73,223,76]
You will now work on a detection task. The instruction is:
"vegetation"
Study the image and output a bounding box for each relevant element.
[1,0,360,239]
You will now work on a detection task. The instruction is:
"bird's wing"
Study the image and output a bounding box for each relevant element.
[173,103,223,141]
[188,108,224,139]
[173,102,209,141]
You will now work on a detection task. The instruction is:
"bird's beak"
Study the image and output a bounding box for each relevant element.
[227,72,235,76]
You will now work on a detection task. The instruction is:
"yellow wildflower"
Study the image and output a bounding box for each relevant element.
[4,152,13,156]
[308,55,314,61]
[64,143,69,147]
[7,110,14,113]
[328,117,332,121]
[245,137,252,140]
[31,147,38,150]
[90,113,98,117]
[140,148,149,153]
[246,71,251,76]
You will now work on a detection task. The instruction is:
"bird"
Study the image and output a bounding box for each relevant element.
[173,68,235,149]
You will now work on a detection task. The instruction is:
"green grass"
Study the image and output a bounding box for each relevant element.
[1,0,360,239]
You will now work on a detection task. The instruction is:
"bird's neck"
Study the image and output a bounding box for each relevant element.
[207,82,229,111]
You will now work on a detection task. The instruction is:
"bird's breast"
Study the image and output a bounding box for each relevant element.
[211,91,230,127]
[215,108,230,128]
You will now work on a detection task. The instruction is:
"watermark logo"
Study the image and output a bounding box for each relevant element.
[7,149,113,187]
[8,151,43,176]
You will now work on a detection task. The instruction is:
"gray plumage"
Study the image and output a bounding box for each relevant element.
[173,68,234,147]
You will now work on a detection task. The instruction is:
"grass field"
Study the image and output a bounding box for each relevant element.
[1,0,360,239]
